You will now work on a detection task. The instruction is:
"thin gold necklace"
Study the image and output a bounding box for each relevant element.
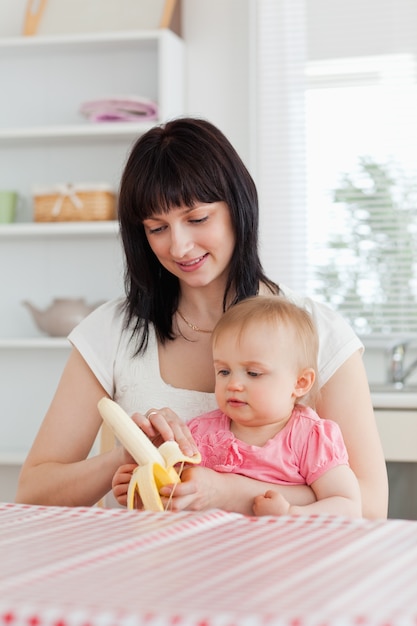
[176,310,213,334]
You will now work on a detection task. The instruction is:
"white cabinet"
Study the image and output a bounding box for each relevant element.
[375,409,417,462]
[0,29,185,478]
[375,408,417,519]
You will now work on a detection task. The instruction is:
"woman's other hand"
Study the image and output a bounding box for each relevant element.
[131,407,199,458]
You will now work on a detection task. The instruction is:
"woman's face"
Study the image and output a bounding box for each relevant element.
[142,201,236,289]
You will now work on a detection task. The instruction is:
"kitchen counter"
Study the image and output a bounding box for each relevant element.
[370,385,417,462]
[371,388,417,410]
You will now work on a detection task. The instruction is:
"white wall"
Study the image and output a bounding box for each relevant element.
[182,0,255,172]
[307,0,417,60]
[0,0,25,36]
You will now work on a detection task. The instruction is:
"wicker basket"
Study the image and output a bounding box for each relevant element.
[33,183,117,222]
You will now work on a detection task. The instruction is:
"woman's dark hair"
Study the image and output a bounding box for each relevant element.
[118,116,278,353]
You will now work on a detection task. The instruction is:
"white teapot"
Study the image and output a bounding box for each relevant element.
[22,297,102,337]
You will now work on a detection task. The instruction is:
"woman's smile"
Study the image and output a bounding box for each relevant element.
[176,253,209,272]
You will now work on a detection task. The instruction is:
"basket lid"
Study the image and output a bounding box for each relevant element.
[32,183,116,196]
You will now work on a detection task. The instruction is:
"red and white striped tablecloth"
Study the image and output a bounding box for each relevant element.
[1,502,416,626]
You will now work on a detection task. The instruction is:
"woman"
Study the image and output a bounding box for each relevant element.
[16,117,388,518]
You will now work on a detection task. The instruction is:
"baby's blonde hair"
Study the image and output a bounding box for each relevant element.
[212,295,320,406]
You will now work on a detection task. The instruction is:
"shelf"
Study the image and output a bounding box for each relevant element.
[0,28,183,143]
[0,338,71,349]
[0,28,178,49]
[0,221,119,239]
[0,121,155,144]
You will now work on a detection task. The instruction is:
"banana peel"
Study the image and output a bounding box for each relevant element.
[97,397,201,511]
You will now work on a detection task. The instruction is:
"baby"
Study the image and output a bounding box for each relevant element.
[113,295,362,517]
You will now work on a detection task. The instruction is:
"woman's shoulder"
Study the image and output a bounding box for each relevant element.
[88,296,126,321]
[278,285,364,387]
[279,284,343,321]
[70,297,127,336]
[68,297,129,395]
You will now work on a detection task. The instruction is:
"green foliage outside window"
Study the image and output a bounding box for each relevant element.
[313,157,417,335]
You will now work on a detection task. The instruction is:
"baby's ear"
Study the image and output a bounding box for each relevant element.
[293,368,315,398]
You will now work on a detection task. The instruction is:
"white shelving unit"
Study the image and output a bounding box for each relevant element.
[0,29,185,487]
[0,29,185,217]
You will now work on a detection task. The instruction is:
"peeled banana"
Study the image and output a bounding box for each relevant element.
[97,397,201,511]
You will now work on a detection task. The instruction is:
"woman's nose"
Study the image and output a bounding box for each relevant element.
[169,227,193,258]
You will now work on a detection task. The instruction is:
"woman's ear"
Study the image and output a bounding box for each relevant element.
[293,368,315,398]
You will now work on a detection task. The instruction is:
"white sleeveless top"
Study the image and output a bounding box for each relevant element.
[68,286,363,421]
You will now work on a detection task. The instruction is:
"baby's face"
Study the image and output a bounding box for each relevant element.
[212,322,300,428]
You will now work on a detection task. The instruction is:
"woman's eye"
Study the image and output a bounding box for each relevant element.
[147,225,166,234]
[189,216,208,225]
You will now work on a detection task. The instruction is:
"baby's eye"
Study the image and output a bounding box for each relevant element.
[247,371,261,377]
[217,368,230,377]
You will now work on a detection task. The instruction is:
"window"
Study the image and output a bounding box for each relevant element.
[256,0,417,336]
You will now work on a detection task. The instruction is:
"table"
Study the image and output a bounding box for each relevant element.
[1,503,417,626]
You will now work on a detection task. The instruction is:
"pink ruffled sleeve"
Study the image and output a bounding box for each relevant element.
[298,418,350,485]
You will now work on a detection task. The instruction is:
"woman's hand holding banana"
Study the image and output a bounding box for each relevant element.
[97,398,201,511]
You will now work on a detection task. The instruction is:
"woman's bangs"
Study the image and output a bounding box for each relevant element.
[139,165,222,220]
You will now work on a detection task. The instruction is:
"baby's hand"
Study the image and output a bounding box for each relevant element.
[112,463,137,507]
[252,489,291,517]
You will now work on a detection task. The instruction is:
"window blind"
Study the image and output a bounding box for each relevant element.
[256,0,417,336]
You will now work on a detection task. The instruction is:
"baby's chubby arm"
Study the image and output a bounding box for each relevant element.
[253,465,362,518]
[160,465,316,515]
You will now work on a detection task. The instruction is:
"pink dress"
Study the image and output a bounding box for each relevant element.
[187,405,349,486]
